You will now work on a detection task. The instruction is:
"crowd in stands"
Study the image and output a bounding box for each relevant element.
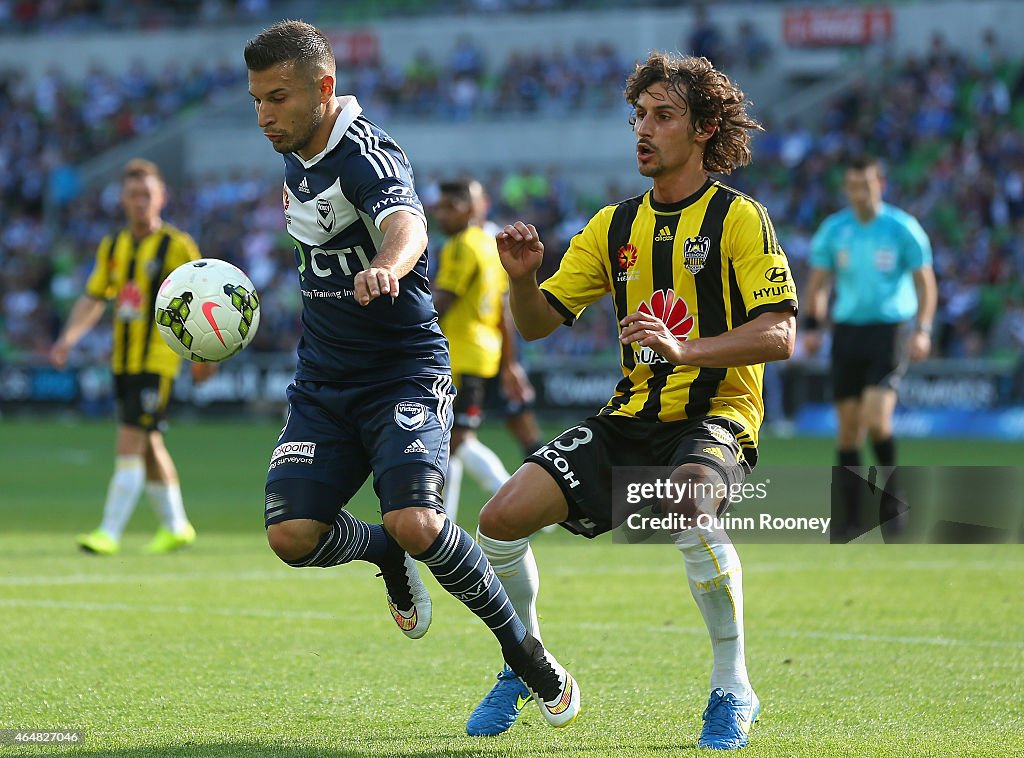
[1,29,1022,399]
[0,61,245,214]
[0,0,860,34]
[342,39,629,121]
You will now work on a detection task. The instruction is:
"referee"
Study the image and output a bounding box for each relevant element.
[803,155,937,537]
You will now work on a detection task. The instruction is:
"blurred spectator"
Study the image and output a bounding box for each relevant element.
[688,3,730,67]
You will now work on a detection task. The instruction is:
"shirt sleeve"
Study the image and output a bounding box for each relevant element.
[340,121,426,229]
[168,232,201,271]
[725,197,799,321]
[84,235,116,300]
[434,236,475,297]
[538,210,611,325]
[809,217,834,270]
[900,214,933,271]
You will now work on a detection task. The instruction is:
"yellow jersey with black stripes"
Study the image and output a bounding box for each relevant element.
[435,225,507,379]
[540,179,797,449]
[85,223,201,378]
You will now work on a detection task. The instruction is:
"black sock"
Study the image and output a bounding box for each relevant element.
[835,449,863,538]
[285,511,403,569]
[872,436,896,467]
[413,519,528,651]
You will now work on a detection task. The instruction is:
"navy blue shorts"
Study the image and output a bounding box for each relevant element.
[265,374,454,523]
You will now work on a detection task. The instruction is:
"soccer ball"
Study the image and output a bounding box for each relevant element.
[154,258,261,362]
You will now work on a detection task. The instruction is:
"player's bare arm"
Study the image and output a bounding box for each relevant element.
[354,210,428,306]
[802,267,831,355]
[620,309,795,367]
[50,295,106,369]
[498,296,534,405]
[431,289,456,319]
[496,221,563,341]
[909,266,937,361]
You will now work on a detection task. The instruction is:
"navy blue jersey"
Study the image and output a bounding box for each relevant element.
[281,97,449,382]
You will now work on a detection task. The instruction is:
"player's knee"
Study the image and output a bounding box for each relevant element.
[378,464,446,554]
[479,485,525,541]
[266,520,321,563]
[865,417,891,440]
[665,463,720,519]
[382,507,443,555]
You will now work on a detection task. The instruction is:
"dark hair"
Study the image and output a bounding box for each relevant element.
[244,20,335,76]
[122,158,163,184]
[846,154,884,174]
[625,51,761,174]
[438,179,474,204]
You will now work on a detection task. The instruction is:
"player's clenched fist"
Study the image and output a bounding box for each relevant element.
[354,267,399,306]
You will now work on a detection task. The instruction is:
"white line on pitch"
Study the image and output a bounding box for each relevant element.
[1,559,1019,586]
[2,598,1021,651]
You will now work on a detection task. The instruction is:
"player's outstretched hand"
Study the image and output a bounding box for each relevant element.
[191,361,218,385]
[354,267,399,306]
[501,361,536,405]
[620,310,686,365]
[496,222,544,281]
[50,339,70,370]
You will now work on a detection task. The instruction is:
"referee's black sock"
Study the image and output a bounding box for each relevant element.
[872,436,896,467]
[835,449,863,539]
[871,436,906,537]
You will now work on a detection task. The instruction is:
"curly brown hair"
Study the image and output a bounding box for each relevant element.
[625,52,762,174]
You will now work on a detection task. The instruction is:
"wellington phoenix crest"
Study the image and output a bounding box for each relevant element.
[683,235,711,275]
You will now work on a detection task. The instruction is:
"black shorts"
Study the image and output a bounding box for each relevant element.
[453,373,487,430]
[114,373,173,432]
[831,322,908,400]
[527,414,756,538]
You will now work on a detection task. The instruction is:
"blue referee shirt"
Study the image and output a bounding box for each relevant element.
[810,203,932,325]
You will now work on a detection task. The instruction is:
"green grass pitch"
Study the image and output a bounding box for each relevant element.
[1,417,1021,756]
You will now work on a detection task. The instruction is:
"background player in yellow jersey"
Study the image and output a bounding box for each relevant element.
[465,53,796,750]
[432,179,514,521]
[51,159,205,556]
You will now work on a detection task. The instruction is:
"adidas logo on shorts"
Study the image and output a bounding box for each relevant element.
[404,439,428,454]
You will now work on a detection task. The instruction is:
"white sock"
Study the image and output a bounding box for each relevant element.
[477,531,542,642]
[146,481,190,534]
[456,438,510,495]
[674,526,751,699]
[442,457,464,522]
[98,455,146,540]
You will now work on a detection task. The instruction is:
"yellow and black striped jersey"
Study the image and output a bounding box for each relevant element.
[540,179,797,449]
[85,223,200,378]
[435,225,507,379]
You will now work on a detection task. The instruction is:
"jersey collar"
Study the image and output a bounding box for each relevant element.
[292,95,363,169]
[647,178,715,213]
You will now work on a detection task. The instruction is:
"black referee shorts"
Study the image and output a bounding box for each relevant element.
[831,322,909,401]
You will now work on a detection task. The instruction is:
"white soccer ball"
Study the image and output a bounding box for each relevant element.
[154,258,261,362]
